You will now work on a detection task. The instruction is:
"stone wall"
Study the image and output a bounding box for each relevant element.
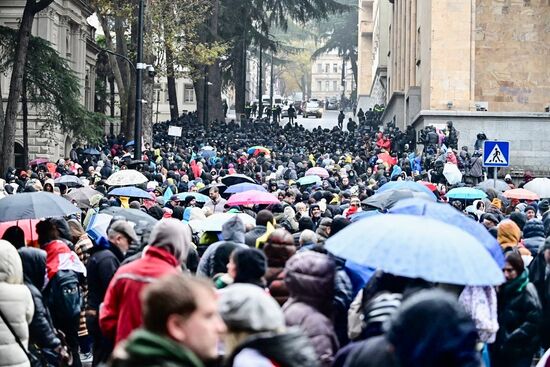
[475,0,550,113]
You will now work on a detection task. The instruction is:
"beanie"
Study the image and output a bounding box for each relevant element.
[233,247,267,284]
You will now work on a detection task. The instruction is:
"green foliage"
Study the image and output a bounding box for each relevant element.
[0,26,105,142]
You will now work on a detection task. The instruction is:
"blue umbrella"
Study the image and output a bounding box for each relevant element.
[125,140,135,147]
[349,210,381,223]
[199,149,217,159]
[297,175,322,186]
[83,147,101,155]
[377,180,436,199]
[446,187,487,200]
[325,214,504,286]
[175,192,209,203]
[389,199,504,267]
[225,182,267,194]
[108,186,152,200]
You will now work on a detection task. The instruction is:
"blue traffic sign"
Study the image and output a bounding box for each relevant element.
[483,141,509,167]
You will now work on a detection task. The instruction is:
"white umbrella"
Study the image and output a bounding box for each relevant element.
[524,178,550,199]
[443,163,463,185]
[105,169,148,186]
[189,212,256,233]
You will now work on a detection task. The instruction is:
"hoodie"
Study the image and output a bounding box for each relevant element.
[497,220,530,256]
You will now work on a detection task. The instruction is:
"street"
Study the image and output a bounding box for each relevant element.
[227,109,353,131]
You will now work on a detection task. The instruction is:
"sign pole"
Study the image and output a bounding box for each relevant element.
[494,168,497,189]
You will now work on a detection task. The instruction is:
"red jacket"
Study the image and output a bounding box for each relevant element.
[99,246,180,345]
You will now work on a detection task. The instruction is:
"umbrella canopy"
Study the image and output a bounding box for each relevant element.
[86,213,113,242]
[0,219,40,246]
[221,174,255,186]
[105,169,148,186]
[199,183,227,195]
[202,145,215,151]
[125,140,135,147]
[225,183,267,194]
[100,207,157,226]
[524,178,550,199]
[227,190,280,206]
[305,167,330,179]
[325,214,505,286]
[503,188,539,201]
[29,157,49,166]
[446,187,487,200]
[108,186,152,200]
[188,212,256,232]
[199,149,217,159]
[389,199,504,267]
[297,175,322,186]
[362,189,436,211]
[247,146,270,156]
[443,163,463,185]
[0,192,80,221]
[54,175,84,188]
[83,147,101,155]
[477,179,510,192]
[64,186,103,209]
[377,180,436,198]
[175,192,209,203]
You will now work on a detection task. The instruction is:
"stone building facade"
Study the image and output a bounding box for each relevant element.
[358,0,550,172]
[0,0,98,168]
[311,50,354,101]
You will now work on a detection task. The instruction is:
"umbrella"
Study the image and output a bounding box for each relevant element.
[54,175,84,188]
[175,192,209,203]
[199,149,217,159]
[446,187,487,200]
[221,174,255,186]
[418,181,437,192]
[0,192,80,221]
[443,163,463,185]
[377,180,436,198]
[389,199,505,267]
[325,214,504,286]
[202,145,215,151]
[362,189,436,211]
[247,146,270,156]
[108,187,152,200]
[225,183,267,194]
[503,188,539,201]
[100,207,157,226]
[199,183,227,195]
[86,213,113,242]
[83,148,101,155]
[105,169,148,186]
[227,190,280,206]
[29,157,49,166]
[64,186,103,209]
[349,210,381,223]
[125,140,135,147]
[524,178,550,199]
[377,152,397,166]
[305,167,330,179]
[0,219,40,246]
[188,212,256,232]
[297,175,322,186]
[477,179,510,192]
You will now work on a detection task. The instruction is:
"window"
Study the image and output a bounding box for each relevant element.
[184,85,194,103]
[333,80,338,91]
[325,81,330,91]
[317,63,322,73]
[317,81,322,91]
[333,63,338,73]
[325,63,330,73]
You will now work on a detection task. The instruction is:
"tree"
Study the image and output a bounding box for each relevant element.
[0,0,54,174]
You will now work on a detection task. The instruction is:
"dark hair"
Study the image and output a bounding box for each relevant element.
[505,251,524,275]
[141,274,213,335]
[36,219,59,246]
[256,209,274,226]
[2,226,26,249]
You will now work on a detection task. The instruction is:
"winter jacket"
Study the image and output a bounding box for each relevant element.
[245,225,267,248]
[0,240,34,367]
[86,243,125,311]
[99,246,180,345]
[342,336,398,367]
[283,252,338,367]
[263,237,296,306]
[18,248,61,350]
[529,252,550,348]
[493,271,542,360]
[110,329,204,367]
[469,156,483,178]
[523,219,546,255]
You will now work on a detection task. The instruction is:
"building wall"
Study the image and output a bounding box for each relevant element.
[310,51,354,100]
[474,0,550,113]
[357,0,373,97]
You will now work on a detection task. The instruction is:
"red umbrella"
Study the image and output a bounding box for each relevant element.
[0,219,39,247]
[419,181,437,192]
[305,167,330,178]
[29,157,49,166]
[503,188,539,201]
[227,190,280,206]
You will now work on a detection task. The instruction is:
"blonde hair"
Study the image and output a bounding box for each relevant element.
[223,331,254,357]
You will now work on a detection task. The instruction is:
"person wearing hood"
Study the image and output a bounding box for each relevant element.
[491,251,542,367]
[223,247,268,289]
[19,247,67,364]
[44,178,55,193]
[0,240,34,367]
[523,218,546,255]
[100,219,193,346]
[219,283,318,367]
[283,251,338,367]
[264,229,296,306]
[497,219,530,256]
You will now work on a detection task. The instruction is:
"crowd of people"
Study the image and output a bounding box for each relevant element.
[1,110,550,367]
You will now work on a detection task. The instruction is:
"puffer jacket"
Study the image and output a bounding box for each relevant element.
[283,251,338,367]
[0,240,34,367]
[523,219,545,255]
[263,236,296,306]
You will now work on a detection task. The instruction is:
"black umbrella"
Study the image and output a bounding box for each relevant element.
[0,192,81,221]
[362,189,436,211]
[100,207,157,226]
[199,183,227,195]
[221,174,255,186]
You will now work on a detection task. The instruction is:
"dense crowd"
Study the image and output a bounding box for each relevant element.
[1,111,550,367]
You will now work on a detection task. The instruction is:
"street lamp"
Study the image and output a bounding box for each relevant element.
[134,0,145,160]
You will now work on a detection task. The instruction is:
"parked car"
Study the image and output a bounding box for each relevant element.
[304,102,323,118]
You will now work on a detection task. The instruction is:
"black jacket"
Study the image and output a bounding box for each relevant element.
[245,225,267,248]
[86,244,125,310]
[18,247,61,349]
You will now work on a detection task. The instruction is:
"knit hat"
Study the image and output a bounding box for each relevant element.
[539,200,550,215]
[221,216,245,243]
[524,205,536,214]
[509,211,527,231]
[482,213,499,226]
[232,247,267,284]
[148,219,193,264]
[218,283,285,332]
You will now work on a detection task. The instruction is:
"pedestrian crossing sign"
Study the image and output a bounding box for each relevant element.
[483,141,509,167]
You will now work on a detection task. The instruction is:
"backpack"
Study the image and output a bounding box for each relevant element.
[45,270,82,323]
